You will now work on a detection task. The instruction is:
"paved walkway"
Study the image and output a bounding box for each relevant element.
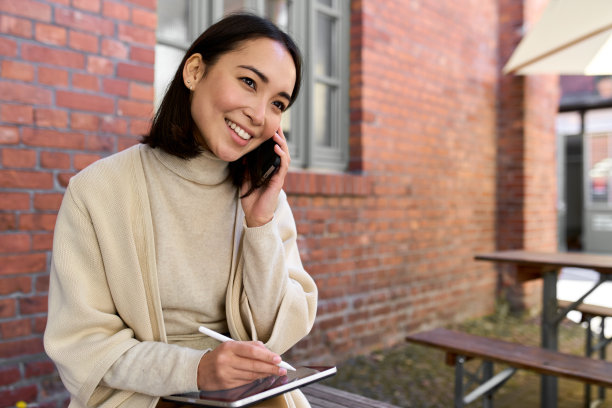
[558,267,612,336]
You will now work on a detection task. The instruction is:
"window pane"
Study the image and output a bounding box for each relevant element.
[318,0,333,7]
[154,44,185,108]
[314,83,333,147]
[264,0,289,29]
[316,12,334,77]
[157,0,189,45]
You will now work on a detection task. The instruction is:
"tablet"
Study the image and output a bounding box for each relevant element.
[162,366,336,407]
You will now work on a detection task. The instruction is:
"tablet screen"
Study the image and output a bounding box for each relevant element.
[162,366,336,407]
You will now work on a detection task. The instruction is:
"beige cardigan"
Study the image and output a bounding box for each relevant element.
[44,145,318,408]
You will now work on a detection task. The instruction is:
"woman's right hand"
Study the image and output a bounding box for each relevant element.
[197,341,287,391]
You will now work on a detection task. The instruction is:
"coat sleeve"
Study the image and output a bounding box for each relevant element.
[44,179,205,407]
[237,191,318,353]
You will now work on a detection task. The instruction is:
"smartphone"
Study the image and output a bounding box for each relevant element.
[254,138,280,186]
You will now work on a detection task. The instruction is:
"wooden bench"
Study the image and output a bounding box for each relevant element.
[558,299,612,407]
[302,383,401,408]
[406,327,612,407]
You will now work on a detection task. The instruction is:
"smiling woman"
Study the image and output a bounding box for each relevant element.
[43,12,317,408]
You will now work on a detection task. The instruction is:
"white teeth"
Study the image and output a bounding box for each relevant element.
[225,119,251,140]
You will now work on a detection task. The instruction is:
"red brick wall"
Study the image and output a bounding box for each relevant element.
[0,0,559,406]
[496,0,559,311]
[0,0,155,405]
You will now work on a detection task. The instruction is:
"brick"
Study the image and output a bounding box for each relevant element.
[0,214,16,231]
[32,316,46,333]
[69,30,99,53]
[0,365,20,386]
[0,125,18,143]
[55,8,114,36]
[0,36,17,56]
[0,82,52,105]
[118,23,156,46]
[35,23,67,46]
[32,232,53,251]
[102,1,130,20]
[19,213,57,231]
[33,193,63,211]
[117,62,154,82]
[51,62,86,94]
[0,276,32,295]
[74,153,101,170]
[100,116,127,134]
[132,8,156,29]
[19,295,48,314]
[71,112,100,131]
[103,78,129,96]
[0,15,32,38]
[73,73,100,91]
[101,38,128,59]
[40,151,70,169]
[38,67,69,87]
[86,55,114,75]
[130,45,154,64]
[22,43,84,69]
[22,128,85,149]
[0,254,47,275]
[86,133,114,151]
[0,0,52,22]
[25,360,55,378]
[123,0,155,10]
[2,148,36,168]
[0,170,53,189]
[129,119,150,135]
[117,99,152,118]
[73,0,101,13]
[0,298,16,318]
[34,108,68,128]
[1,104,34,125]
[57,172,75,187]
[56,90,114,113]
[0,233,31,253]
[34,274,48,293]
[0,338,44,359]
[0,192,29,210]
[0,384,38,406]
[1,60,35,81]
[1,318,32,338]
[130,82,154,101]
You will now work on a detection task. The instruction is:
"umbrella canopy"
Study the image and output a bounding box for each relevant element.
[503,0,612,75]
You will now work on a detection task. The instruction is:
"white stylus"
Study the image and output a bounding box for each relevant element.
[198,326,296,371]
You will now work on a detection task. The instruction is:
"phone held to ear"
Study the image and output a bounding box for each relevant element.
[254,138,280,186]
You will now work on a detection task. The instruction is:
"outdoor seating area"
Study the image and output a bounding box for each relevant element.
[302,384,401,408]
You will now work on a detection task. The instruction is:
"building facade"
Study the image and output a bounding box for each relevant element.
[0,0,558,405]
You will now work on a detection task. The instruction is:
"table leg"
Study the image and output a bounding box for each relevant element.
[541,269,558,408]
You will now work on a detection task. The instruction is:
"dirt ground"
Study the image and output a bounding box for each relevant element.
[319,306,611,407]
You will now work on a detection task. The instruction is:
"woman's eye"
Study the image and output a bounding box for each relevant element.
[273,101,286,111]
[241,77,256,89]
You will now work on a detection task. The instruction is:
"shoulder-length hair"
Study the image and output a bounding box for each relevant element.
[142,12,302,192]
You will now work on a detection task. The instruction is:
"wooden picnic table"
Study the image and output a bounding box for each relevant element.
[474,250,612,408]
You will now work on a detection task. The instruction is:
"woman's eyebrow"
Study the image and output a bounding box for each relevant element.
[238,64,292,102]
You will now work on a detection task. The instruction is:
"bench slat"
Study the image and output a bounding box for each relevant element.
[558,299,612,318]
[406,328,612,388]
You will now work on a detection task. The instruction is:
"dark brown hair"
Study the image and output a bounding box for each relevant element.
[141,12,302,192]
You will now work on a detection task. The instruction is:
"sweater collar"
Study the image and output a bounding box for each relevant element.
[152,147,230,186]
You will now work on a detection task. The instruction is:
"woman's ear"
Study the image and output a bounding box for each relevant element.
[183,53,205,91]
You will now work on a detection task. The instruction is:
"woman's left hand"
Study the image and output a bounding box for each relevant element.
[240,128,290,227]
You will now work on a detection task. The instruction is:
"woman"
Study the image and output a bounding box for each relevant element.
[44,12,317,408]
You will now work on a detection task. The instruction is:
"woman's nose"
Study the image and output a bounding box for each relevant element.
[244,98,266,126]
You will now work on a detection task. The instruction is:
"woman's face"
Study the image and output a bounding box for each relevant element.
[185,38,296,162]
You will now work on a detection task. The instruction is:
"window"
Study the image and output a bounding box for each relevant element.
[154,0,350,171]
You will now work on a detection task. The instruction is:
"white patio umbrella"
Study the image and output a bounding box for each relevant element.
[503,0,612,75]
